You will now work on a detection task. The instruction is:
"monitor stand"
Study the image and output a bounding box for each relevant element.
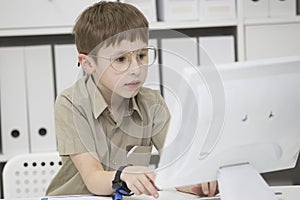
[217,163,277,200]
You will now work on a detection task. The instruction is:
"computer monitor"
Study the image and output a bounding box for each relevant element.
[155,56,300,197]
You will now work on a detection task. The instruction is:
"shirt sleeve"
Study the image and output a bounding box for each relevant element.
[151,91,171,155]
[55,93,96,155]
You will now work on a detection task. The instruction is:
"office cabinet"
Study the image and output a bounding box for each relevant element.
[245,23,300,60]
[0,46,56,160]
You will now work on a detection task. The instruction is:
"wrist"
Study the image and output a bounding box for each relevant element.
[118,166,128,182]
[112,165,132,196]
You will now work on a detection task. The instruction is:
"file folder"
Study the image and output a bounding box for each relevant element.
[0,47,30,158]
[199,35,235,66]
[25,46,56,152]
[161,37,198,69]
[160,37,198,147]
[160,37,198,96]
[144,39,161,91]
[54,44,83,95]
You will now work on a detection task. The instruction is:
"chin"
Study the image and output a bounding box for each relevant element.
[124,90,139,98]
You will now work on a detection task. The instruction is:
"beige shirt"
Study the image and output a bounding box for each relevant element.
[46,75,170,196]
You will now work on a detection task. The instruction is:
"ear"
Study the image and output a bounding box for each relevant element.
[78,54,95,75]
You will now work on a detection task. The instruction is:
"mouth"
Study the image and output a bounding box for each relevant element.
[125,80,141,88]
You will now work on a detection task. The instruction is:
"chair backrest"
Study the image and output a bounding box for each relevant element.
[2,152,61,199]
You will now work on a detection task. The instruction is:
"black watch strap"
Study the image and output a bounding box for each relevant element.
[112,165,132,195]
[113,165,128,185]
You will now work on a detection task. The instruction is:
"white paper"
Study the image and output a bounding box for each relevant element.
[41,195,111,200]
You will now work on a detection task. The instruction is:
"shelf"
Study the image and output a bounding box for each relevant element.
[0,26,74,37]
[150,19,237,30]
[0,19,237,37]
[0,154,9,162]
[244,16,300,26]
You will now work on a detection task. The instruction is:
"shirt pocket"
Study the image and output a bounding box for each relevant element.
[126,145,152,166]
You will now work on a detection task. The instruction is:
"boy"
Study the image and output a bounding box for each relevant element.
[46,1,217,198]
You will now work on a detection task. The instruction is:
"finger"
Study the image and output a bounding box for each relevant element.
[145,171,156,182]
[134,175,156,196]
[191,184,204,196]
[208,181,217,197]
[201,182,209,196]
[131,179,145,195]
[131,185,142,195]
[145,172,159,190]
[140,174,159,198]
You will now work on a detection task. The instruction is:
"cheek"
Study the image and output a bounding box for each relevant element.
[139,68,148,82]
[100,71,125,90]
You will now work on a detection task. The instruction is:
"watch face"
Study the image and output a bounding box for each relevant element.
[112,180,123,190]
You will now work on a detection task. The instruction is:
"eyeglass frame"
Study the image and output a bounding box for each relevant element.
[87,46,158,73]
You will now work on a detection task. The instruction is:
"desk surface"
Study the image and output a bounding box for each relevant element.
[2,186,300,200]
[132,186,300,200]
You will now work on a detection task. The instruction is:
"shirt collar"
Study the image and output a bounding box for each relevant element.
[86,75,143,120]
[86,76,108,119]
[131,95,143,120]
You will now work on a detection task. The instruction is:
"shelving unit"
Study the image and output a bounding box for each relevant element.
[0,20,238,37]
[0,26,74,37]
[0,0,299,164]
[0,0,300,198]
[244,15,300,25]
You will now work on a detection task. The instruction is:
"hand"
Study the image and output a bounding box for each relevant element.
[177,181,218,197]
[120,166,159,199]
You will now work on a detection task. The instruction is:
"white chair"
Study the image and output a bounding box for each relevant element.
[2,152,61,199]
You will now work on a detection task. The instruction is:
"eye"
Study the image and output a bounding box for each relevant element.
[138,51,148,60]
[114,56,127,63]
[139,53,147,60]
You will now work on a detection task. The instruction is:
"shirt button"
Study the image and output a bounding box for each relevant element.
[111,159,117,165]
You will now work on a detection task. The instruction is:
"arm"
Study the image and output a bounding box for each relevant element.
[121,166,158,198]
[71,152,159,198]
[70,152,115,195]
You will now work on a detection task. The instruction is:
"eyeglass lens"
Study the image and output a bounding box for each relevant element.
[110,48,156,72]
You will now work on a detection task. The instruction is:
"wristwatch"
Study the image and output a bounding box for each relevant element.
[112,165,132,196]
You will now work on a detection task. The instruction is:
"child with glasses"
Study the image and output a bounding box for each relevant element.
[46,1,217,199]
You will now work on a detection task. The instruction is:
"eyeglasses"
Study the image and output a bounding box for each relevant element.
[89,47,157,72]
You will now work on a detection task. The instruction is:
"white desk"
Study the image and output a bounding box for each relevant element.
[132,186,300,200]
[2,186,300,200]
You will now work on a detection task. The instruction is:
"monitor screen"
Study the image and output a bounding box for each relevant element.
[155,56,300,189]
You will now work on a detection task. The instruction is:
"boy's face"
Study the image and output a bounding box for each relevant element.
[94,39,148,99]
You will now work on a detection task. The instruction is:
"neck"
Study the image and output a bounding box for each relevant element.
[98,83,130,121]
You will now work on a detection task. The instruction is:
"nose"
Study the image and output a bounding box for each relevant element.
[128,53,142,75]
